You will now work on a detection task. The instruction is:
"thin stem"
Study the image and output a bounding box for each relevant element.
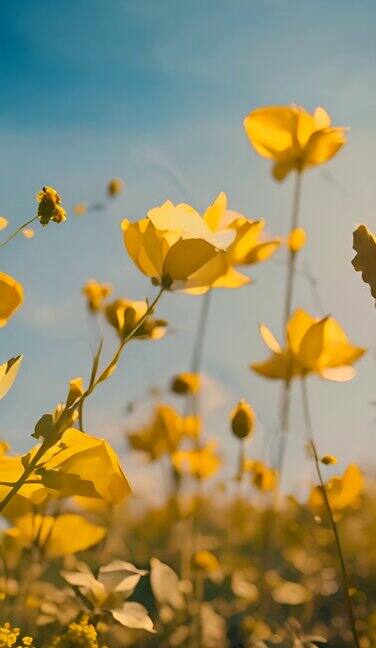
[0,216,38,250]
[191,289,212,375]
[301,379,360,648]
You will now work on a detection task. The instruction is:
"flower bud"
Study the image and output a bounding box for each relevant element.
[170,372,201,395]
[230,400,255,439]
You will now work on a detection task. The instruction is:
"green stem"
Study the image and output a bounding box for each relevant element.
[301,379,360,648]
[0,216,39,250]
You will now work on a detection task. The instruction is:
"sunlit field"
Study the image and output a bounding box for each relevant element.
[1,4,376,648]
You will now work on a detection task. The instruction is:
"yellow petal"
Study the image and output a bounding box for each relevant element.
[202,192,227,231]
[0,216,8,231]
[163,239,226,288]
[303,128,346,167]
[313,106,332,129]
[211,266,251,289]
[259,324,281,353]
[319,366,357,382]
[0,272,23,327]
[298,316,365,371]
[287,309,317,356]
[243,106,299,159]
[0,355,23,400]
[251,354,290,381]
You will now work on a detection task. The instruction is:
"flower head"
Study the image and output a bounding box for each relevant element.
[309,464,363,512]
[105,298,167,341]
[107,178,124,197]
[244,459,278,492]
[244,105,347,181]
[0,272,23,327]
[82,279,112,312]
[51,615,99,648]
[122,200,231,291]
[36,185,67,225]
[251,308,365,382]
[128,404,196,460]
[170,372,201,395]
[172,442,221,480]
[230,400,256,440]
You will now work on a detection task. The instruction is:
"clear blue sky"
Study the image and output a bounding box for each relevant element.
[1,1,376,495]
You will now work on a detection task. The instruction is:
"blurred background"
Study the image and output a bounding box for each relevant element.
[1,0,376,497]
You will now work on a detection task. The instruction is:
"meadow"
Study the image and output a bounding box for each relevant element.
[0,105,375,648]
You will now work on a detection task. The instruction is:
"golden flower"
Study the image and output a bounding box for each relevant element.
[170,372,201,395]
[244,105,347,181]
[286,227,307,252]
[244,459,278,492]
[82,279,112,312]
[230,400,256,440]
[73,202,88,216]
[0,272,23,327]
[105,298,167,341]
[51,615,99,648]
[107,177,124,197]
[309,464,363,511]
[36,185,67,225]
[121,200,231,291]
[172,442,221,480]
[0,622,35,648]
[128,404,195,460]
[251,308,365,382]
[0,217,8,231]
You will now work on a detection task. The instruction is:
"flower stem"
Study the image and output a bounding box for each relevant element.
[301,379,360,648]
[0,216,39,250]
[191,289,212,375]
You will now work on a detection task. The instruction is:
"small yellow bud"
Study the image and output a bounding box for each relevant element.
[107,178,124,197]
[194,550,220,573]
[230,399,256,439]
[287,227,307,252]
[321,454,337,465]
[0,216,8,231]
[171,372,201,395]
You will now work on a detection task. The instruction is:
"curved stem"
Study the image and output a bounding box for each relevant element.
[0,216,38,250]
[301,379,360,648]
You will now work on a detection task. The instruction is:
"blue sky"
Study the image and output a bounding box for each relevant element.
[1,1,376,495]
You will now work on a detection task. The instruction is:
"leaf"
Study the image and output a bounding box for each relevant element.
[150,558,185,610]
[36,467,101,498]
[0,355,23,400]
[352,224,376,303]
[98,560,148,596]
[111,602,155,632]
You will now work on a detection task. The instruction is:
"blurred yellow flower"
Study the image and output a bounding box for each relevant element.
[321,454,337,465]
[0,217,8,231]
[0,272,23,327]
[287,227,307,252]
[244,105,347,181]
[0,622,35,648]
[73,202,88,216]
[21,228,35,239]
[51,615,99,648]
[172,442,221,480]
[244,459,278,492]
[230,400,256,440]
[251,308,365,382]
[36,186,67,225]
[128,404,196,460]
[107,177,124,197]
[105,298,167,341]
[82,279,112,312]
[194,550,220,573]
[352,223,376,304]
[170,372,201,395]
[121,200,230,290]
[309,464,363,512]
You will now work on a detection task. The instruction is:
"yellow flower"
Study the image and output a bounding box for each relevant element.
[0,272,23,327]
[194,550,220,573]
[36,185,67,225]
[230,400,256,440]
[244,459,278,492]
[82,279,112,312]
[172,442,221,480]
[251,308,365,382]
[73,202,88,216]
[121,200,230,291]
[170,372,201,395]
[0,622,35,648]
[321,454,337,465]
[107,177,124,197]
[105,298,167,341]
[6,513,106,557]
[244,105,347,181]
[51,615,99,648]
[309,464,363,512]
[128,404,195,460]
[21,228,34,239]
[0,217,8,231]
[286,227,307,252]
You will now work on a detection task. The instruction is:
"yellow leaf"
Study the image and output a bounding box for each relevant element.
[352,224,376,303]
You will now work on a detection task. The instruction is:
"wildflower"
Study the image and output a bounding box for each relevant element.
[244,105,347,180]
[36,185,67,225]
[121,200,231,290]
[128,404,195,460]
[230,400,256,439]
[82,279,112,312]
[0,623,35,648]
[73,202,88,216]
[352,224,376,304]
[170,372,201,395]
[172,442,221,480]
[105,298,167,341]
[244,459,278,492]
[287,227,307,252]
[107,178,124,197]
[0,217,8,231]
[0,272,23,327]
[51,615,99,648]
[251,308,365,382]
[21,228,34,239]
[309,464,364,512]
